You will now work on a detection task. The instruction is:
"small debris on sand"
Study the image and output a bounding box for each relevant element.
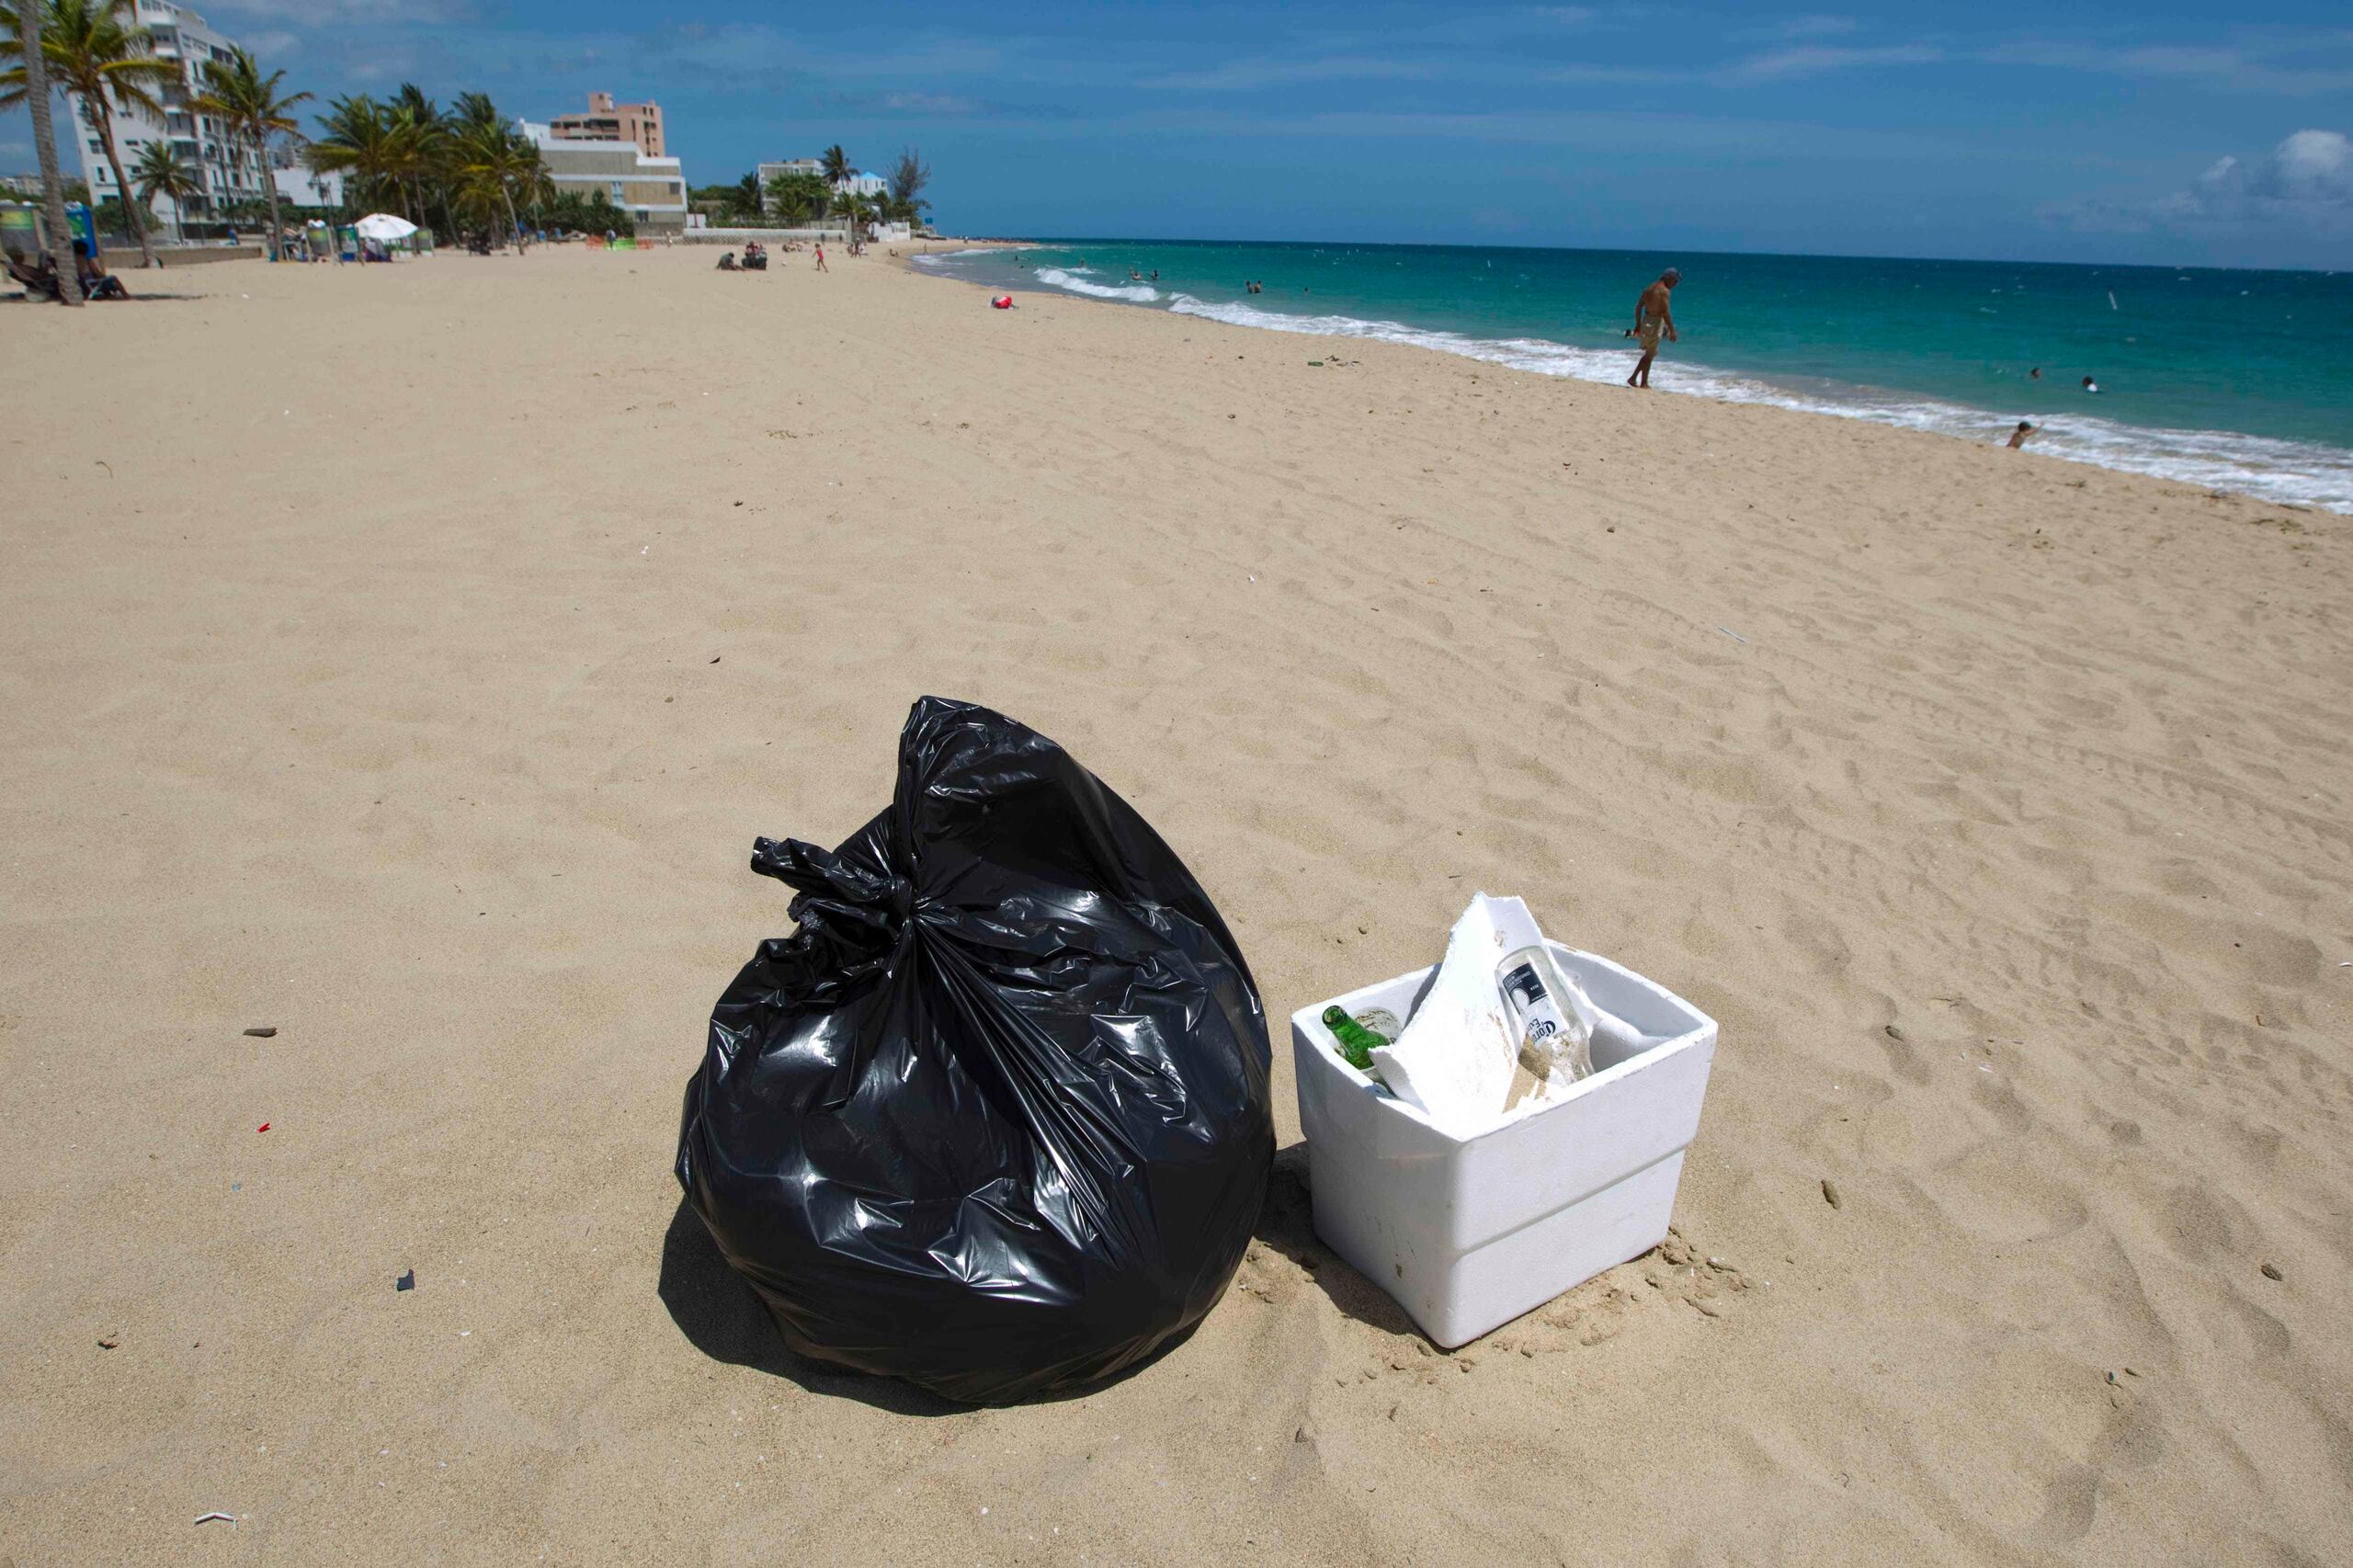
[2260,1262,2283,1281]
[243,1027,277,1038]
[1821,1178,1844,1210]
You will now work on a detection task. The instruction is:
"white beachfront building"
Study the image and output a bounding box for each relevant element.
[65,1,268,226]
[519,119,688,233]
[274,166,341,209]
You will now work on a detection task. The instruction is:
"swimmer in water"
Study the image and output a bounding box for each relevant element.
[2006,421,2037,449]
[2029,367,2041,381]
[2082,375,2098,393]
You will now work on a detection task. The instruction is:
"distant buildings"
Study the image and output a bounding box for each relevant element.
[66,1,268,222]
[755,158,885,212]
[755,157,823,199]
[275,167,342,209]
[518,119,688,233]
[547,92,665,158]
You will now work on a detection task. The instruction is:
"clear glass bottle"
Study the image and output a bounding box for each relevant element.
[1496,945,1596,1085]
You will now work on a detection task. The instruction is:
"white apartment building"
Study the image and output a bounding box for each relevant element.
[518,119,688,233]
[66,1,268,222]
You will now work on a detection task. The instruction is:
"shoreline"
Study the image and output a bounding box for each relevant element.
[904,245,2351,516]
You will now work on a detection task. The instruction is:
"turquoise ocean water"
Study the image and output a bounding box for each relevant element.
[915,241,2353,513]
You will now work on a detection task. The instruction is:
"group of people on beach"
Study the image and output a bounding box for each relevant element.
[5,238,128,302]
[716,240,826,273]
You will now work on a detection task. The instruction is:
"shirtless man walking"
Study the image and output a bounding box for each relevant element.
[1626,267,1680,388]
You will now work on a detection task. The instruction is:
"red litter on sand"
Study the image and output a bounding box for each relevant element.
[992,294,1013,309]
[257,1122,270,1132]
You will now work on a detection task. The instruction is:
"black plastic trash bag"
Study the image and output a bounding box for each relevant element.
[676,697,1273,1404]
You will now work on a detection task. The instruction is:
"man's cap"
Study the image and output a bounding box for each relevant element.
[1662,267,1681,281]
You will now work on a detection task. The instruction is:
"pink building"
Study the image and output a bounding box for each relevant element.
[548,92,665,158]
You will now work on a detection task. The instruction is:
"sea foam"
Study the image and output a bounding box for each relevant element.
[919,256,2353,513]
[1033,267,1162,302]
[1163,299,2353,512]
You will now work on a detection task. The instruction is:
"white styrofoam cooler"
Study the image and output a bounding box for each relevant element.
[1290,942,1718,1348]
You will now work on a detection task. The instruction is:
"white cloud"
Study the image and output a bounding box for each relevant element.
[2160,129,2353,222]
[1732,15,1859,42]
[1140,55,1437,91]
[882,92,983,116]
[1994,40,2353,97]
[2045,129,2353,237]
[209,0,473,20]
[1726,43,1941,82]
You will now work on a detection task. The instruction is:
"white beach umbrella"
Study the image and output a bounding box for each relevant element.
[354,212,418,242]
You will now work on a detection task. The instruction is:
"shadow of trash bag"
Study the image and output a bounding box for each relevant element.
[676,696,1273,1404]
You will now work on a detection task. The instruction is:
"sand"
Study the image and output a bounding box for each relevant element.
[2,244,2347,1564]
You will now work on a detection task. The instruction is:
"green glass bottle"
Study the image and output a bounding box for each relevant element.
[1321,1006,1390,1072]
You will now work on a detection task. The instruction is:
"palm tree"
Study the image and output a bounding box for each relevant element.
[451,89,498,131]
[308,95,405,216]
[819,142,854,187]
[450,119,541,249]
[831,186,875,243]
[194,45,310,259]
[0,0,177,267]
[765,169,828,225]
[887,146,930,227]
[4,0,79,301]
[387,82,449,234]
[130,134,199,241]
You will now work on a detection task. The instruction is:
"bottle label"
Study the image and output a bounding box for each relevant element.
[1500,955,1591,1085]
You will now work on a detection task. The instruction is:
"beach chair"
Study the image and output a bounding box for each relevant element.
[6,252,63,301]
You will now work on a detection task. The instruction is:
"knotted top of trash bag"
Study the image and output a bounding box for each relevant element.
[676,697,1272,1403]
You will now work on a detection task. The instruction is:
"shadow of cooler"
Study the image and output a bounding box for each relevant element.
[1290,942,1718,1348]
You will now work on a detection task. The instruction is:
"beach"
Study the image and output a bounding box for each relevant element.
[2,244,2347,1562]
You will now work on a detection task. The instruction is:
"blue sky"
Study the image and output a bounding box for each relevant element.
[6,2,2349,267]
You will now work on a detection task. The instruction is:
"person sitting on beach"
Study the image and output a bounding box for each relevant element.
[9,249,66,301]
[716,251,740,271]
[72,240,129,300]
[1626,267,1679,389]
[2006,421,2037,449]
